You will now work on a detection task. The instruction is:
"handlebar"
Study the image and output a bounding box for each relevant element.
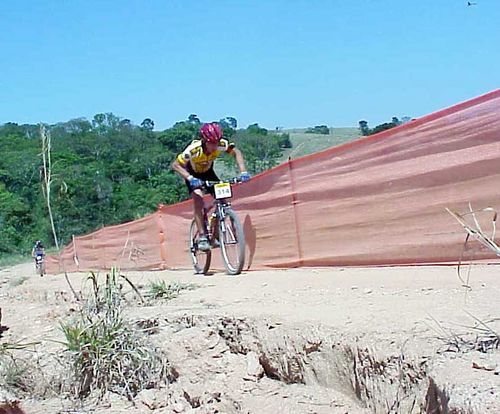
[203,177,244,188]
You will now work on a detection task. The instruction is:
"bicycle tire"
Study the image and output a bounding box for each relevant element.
[189,219,211,274]
[36,262,45,277]
[219,208,245,275]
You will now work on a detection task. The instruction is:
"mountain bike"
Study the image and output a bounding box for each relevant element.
[189,177,246,275]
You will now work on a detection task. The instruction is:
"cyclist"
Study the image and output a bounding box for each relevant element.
[172,123,250,251]
[32,240,45,258]
[31,240,45,275]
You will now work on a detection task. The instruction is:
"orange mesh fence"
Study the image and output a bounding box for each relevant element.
[46,89,500,274]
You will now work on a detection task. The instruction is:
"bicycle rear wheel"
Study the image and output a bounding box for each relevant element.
[219,208,245,275]
[189,219,211,274]
[36,262,45,277]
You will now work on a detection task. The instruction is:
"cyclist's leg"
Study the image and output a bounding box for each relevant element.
[187,167,219,251]
[193,190,210,251]
[184,169,206,237]
[202,168,221,245]
[192,189,206,236]
[187,177,210,250]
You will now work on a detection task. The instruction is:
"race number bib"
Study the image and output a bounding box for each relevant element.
[214,183,232,199]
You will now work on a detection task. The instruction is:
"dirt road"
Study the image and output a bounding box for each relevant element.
[1,263,498,413]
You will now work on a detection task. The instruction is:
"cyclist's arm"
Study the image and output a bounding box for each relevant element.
[228,148,247,173]
[171,159,192,180]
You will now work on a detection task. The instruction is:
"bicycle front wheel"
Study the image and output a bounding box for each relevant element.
[189,219,211,275]
[219,208,245,275]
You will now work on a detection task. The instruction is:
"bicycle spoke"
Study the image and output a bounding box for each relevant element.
[219,208,245,275]
[189,219,211,274]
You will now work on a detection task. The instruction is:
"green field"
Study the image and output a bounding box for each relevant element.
[280,127,360,162]
[0,253,30,269]
[215,127,361,177]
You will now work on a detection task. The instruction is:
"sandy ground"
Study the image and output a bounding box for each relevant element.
[0,262,499,413]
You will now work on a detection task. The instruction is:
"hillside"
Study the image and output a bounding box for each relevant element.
[280,127,360,161]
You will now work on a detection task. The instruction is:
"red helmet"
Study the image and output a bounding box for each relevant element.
[199,123,223,144]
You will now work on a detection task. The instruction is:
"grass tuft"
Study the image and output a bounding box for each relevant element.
[60,267,174,400]
[147,280,198,301]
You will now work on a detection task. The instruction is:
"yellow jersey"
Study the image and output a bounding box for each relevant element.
[176,139,234,173]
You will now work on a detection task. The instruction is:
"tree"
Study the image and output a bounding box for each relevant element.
[359,120,370,136]
[0,113,288,254]
[247,123,268,136]
[359,116,405,136]
[222,125,288,175]
[92,113,121,134]
[64,118,92,135]
[0,122,21,136]
[0,183,29,254]
[119,119,132,131]
[187,114,200,125]
[92,113,106,130]
[278,133,292,148]
[370,122,396,135]
[141,118,155,131]
[224,117,237,129]
[158,122,198,154]
[218,117,237,139]
[306,125,329,135]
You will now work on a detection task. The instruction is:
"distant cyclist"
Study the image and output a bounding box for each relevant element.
[32,240,45,259]
[172,123,250,251]
[32,240,45,275]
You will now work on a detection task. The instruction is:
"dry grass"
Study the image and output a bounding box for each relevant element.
[431,313,500,355]
[0,345,53,400]
[60,267,175,400]
[442,204,500,352]
[446,204,499,292]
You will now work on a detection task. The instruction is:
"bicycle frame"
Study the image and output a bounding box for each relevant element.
[203,177,241,238]
[206,200,230,238]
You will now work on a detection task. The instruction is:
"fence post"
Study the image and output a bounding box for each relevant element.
[72,234,80,270]
[287,157,304,267]
[156,207,168,269]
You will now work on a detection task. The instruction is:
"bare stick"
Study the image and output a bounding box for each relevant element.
[120,273,145,305]
[120,230,131,258]
[72,235,80,268]
[40,124,59,250]
[64,271,82,302]
[446,207,500,256]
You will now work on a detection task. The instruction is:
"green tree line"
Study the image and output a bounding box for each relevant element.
[0,114,291,256]
[358,116,412,136]
[306,125,330,135]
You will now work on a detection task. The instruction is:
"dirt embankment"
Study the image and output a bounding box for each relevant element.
[1,263,499,413]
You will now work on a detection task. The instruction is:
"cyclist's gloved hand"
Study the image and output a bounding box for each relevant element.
[240,172,251,182]
[188,176,203,189]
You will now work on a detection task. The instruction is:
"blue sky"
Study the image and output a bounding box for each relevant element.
[1,0,499,130]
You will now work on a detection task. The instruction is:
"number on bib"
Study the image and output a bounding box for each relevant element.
[214,183,232,199]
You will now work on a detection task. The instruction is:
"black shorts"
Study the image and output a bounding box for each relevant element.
[185,167,220,196]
